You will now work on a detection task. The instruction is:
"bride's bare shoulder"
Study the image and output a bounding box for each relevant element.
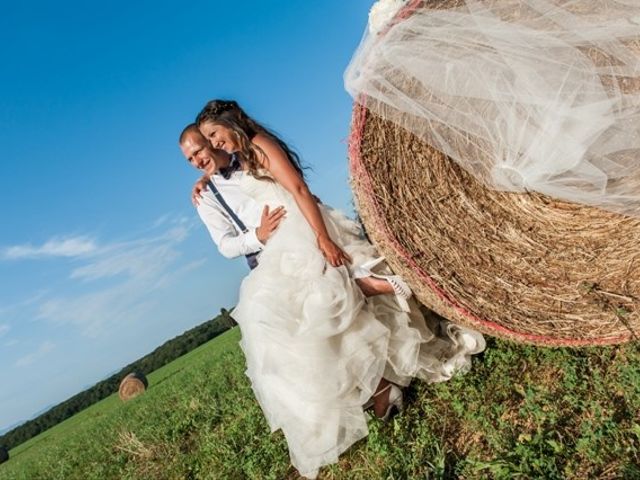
[252,132,278,156]
[251,133,289,172]
[252,132,277,148]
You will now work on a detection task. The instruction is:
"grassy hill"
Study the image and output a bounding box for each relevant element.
[2,325,640,479]
[1,311,236,452]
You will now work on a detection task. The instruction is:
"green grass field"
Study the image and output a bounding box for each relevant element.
[3,326,640,479]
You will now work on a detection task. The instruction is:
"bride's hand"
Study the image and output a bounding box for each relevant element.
[317,234,352,268]
[191,176,209,206]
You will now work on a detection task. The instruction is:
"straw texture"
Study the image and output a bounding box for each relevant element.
[349,0,640,346]
[118,372,148,402]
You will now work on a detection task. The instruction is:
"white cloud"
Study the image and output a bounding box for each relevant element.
[3,236,97,260]
[69,243,178,282]
[69,224,189,282]
[37,286,155,339]
[15,341,55,368]
[152,213,171,228]
[0,292,49,316]
[35,217,202,338]
[0,324,9,337]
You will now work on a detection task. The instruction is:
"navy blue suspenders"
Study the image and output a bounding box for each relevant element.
[207,179,259,270]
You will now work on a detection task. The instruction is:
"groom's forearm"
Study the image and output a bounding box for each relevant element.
[197,204,263,259]
[217,228,264,259]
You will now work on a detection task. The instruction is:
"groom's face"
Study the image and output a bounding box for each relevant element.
[180,131,224,174]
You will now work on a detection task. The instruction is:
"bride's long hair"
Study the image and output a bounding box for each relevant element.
[196,100,306,180]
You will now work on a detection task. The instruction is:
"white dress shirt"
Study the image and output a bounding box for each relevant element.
[196,170,265,259]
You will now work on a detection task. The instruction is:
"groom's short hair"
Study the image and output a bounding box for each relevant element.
[179,123,202,144]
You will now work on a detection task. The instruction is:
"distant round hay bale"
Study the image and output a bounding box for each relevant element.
[349,0,640,346]
[0,445,8,463]
[118,372,148,401]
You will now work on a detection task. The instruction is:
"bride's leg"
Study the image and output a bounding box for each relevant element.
[355,276,394,297]
[352,258,412,311]
[372,378,392,417]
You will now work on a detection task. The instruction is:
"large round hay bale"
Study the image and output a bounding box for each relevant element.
[118,372,148,401]
[0,445,8,464]
[349,0,640,346]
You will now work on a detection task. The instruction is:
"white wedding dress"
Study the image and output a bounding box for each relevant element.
[231,171,485,478]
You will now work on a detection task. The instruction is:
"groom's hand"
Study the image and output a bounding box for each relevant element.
[191,176,209,206]
[256,205,287,244]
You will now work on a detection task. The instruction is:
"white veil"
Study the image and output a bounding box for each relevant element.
[345,0,640,217]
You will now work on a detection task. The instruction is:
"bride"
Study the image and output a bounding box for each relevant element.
[183,99,485,478]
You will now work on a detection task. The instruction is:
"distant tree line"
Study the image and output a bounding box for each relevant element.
[0,309,237,451]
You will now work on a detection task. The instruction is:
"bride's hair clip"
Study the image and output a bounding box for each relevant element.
[204,99,238,117]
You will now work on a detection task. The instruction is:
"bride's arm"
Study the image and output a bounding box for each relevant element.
[252,133,351,268]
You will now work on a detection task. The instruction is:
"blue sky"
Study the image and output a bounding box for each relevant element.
[0,0,373,432]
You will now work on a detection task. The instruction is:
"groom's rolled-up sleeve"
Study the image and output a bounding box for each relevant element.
[196,198,264,259]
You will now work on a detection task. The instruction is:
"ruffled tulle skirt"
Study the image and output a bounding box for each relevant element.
[232,205,485,478]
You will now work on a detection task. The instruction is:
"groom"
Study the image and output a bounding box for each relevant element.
[179,124,287,268]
